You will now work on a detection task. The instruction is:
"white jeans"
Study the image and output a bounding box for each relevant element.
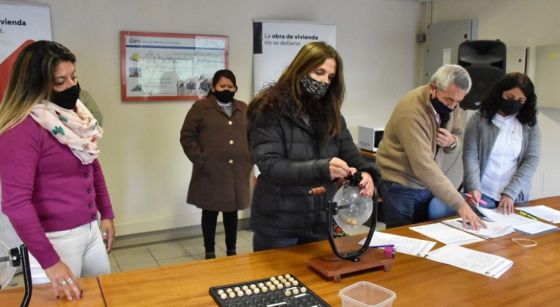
[29,220,111,284]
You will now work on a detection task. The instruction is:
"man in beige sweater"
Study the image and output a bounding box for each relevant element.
[376,64,484,230]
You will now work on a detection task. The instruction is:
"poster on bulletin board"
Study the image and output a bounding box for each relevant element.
[120,31,228,102]
[252,19,336,95]
[0,1,52,101]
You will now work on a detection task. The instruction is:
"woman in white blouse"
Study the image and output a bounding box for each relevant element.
[463,72,540,214]
[429,73,540,218]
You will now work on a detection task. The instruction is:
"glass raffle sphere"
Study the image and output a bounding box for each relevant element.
[333,179,373,231]
[324,172,377,262]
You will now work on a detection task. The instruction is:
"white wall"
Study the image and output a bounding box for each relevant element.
[430,0,560,199]
[27,0,421,235]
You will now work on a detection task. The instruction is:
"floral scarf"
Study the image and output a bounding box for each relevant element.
[29,100,102,164]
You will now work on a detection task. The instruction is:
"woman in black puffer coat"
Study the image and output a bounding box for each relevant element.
[247,42,379,251]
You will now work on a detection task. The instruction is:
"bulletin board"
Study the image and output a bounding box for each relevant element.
[120,31,228,102]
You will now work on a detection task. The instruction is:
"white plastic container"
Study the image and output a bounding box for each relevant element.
[339,281,396,307]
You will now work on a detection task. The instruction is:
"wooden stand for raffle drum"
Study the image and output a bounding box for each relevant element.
[309,235,394,283]
[307,181,394,283]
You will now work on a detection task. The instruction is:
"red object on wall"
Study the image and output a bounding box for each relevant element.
[0,40,35,102]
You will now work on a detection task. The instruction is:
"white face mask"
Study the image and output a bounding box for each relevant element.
[300,75,329,100]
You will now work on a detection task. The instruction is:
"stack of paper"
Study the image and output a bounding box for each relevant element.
[360,231,436,257]
[426,244,513,278]
[479,207,558,234]
[409,223,484,245]
[441,217,515,239]
[519,205,560,224]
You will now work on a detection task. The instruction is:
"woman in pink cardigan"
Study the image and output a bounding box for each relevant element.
[0,41,115,301]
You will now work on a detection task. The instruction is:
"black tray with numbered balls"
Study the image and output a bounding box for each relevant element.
[209,273,330,307]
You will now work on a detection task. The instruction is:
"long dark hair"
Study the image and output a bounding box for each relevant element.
[479,72,537,126]
[249,41,345,140]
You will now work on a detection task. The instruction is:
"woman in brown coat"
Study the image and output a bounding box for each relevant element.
[180,70,252,259]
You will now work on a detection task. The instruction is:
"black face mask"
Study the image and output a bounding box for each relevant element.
[499,98,524,115]
[214,90,235,103]
[431,93,454,126]
[51,83,80,109]
[300,74,329,100]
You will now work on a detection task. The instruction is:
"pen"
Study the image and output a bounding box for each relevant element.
[518,210,538,221]
[465,193,488,205]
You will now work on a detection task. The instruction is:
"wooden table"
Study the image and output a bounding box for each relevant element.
[0,277,105,307]
[3,197,558,306]
[371,196,560,306]
[98,196,560,306]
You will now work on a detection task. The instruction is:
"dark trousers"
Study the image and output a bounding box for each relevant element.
[252,231,327,252]
[201,210,238,253]
[380,180,432,228]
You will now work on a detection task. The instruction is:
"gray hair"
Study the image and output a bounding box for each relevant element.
[430,64,472,92]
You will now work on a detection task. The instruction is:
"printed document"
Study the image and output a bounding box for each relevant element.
[360,231,436,257]
[409,223,484,245]
[441,218,515,239]
[479,207,558,234]
[426,244,513,278]
[519,205,560,224]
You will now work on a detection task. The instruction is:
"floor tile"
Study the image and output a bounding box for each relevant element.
[191,249,227,261]
[178,237,205,255]
[237,230,253,247]
[156,255,196,266]
[236,245,253,255]
[146,241,190,260]
[214,231,253,251]
[118,260,158,272]
[214,243,253,256]
[215,235,227,250]
[108,253,119,268]
[111,246,156,266]
[190,253,205,261]
[4,272,24,289]
[214,249,227,258]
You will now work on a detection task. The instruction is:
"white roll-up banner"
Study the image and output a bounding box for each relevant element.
[0,1,52,101]
[252,19,336,95]
[251,20,335,178]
